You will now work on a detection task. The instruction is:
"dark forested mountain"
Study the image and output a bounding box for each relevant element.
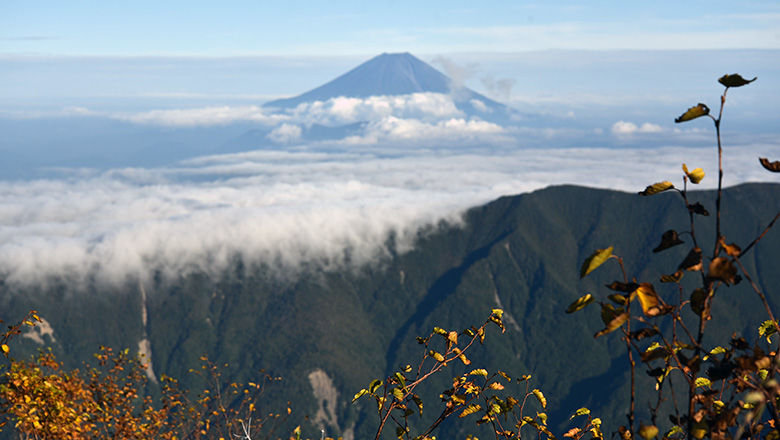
[3,183,780,439]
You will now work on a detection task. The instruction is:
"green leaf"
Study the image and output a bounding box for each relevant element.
[708,346,727,356]
[641,343,669,363]
[759,157,780,173]
[759,320,778,343]
[566,293,595,313]
[691,421,708,439]
[639,181,675,196]
[433,326,448,336]
[580,247,614,278]
[638,423,659,440]
[718,73,756,88]
[694,377,712,389]
[665,426,684,438]
[675,103,710,123]
[569,407,591,420]
[392,387,405,400]
[394,372,407,388]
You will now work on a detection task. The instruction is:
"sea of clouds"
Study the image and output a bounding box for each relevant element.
[2,137,779,289]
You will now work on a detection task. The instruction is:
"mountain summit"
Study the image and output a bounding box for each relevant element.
[265,53,450,108]
[263,52,513,121]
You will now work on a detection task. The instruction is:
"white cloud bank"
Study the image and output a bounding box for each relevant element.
[612,121,664,135]
[2,142,779,290]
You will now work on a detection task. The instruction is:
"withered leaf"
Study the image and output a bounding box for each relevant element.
[688,202,709,216]
[690,289,708,317]
[631,327,660,341]
[678,247,703,272]
[653,230,684,253]
[675,103,710,123]
[606,281,640,292]
[708,257,738,285]
[759,157,780,173]
[718,74,757,88]
[660,271,684,283]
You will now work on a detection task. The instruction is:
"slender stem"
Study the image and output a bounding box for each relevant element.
[617,258,636,436]
[713,88,728,259]
[740,210,780,257]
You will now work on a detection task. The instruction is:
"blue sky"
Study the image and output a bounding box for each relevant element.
[2,1,780,56]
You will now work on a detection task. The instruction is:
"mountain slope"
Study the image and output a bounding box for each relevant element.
[3,183,780,439]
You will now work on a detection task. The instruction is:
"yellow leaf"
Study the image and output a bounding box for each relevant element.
[595,310,629,338]
[1,344,8,354]
[459,403,482,418]
[429,351,444,362]
[634,283,660,316]
[566,293,595,313]
[682,164,705,184]
[638,423,659,440]
[447,331,458,345]
[532,389,547,409]
[580,247,613,278]
[468,369,488,377]
[639,181,675,196]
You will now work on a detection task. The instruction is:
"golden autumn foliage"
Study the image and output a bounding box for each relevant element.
[0,347,305,440]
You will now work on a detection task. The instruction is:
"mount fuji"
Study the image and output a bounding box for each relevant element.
[264,52,515,121]
[211,52,520,151]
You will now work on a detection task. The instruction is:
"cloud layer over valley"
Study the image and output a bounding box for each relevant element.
[2,140,779,289]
